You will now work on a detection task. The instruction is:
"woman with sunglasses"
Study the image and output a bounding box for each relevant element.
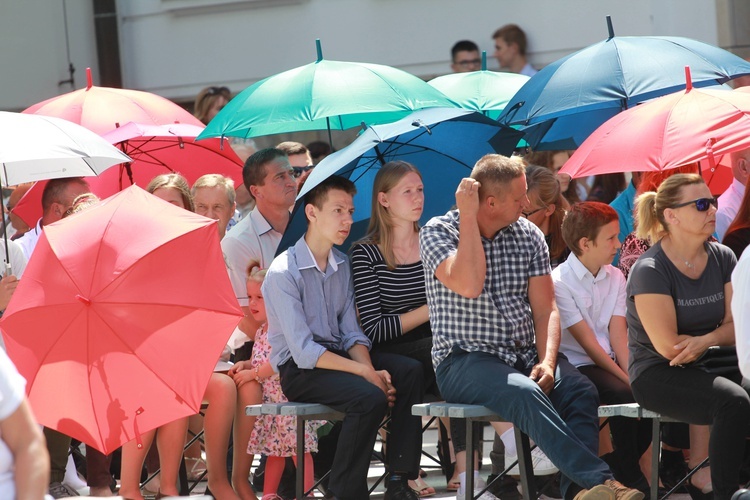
[194,86,232,125]
[523,165,570,269]
[627,173,750,500]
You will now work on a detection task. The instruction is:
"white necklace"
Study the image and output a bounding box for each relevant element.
[683,260,695,269]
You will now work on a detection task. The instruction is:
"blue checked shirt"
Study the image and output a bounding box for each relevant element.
[264,236,372,371]
[420,210,551,370]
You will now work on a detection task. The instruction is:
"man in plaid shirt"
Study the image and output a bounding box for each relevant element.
[420,155,643,500]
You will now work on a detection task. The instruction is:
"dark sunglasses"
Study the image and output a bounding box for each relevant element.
[205,86,230,96]
[292,166,314,178]
[522,206,546,218]
[671,197,718,212]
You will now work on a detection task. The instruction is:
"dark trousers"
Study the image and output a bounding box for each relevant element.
[85,445,114,488]
[45,427,72,483]
[577,365,651,486]
[632,363,750,500]
[436,348,611,499]
[279,350,424,500]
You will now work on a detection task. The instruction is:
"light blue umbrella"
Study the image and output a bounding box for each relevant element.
[276,108,522,254]
[499,16,750,150]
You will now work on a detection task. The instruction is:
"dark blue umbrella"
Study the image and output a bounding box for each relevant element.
[499,16,750,150]
[276,108,522,254]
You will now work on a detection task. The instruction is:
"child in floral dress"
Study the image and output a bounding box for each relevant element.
[232,261,322,500]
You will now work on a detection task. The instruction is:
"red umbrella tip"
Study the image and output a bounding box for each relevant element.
[685,66,693,92]
[86,68,93,90]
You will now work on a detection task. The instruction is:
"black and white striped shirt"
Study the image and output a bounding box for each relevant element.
[351,243,428,345]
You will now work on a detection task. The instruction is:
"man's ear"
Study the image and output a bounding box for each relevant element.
[304,203,316,222]
[249,185,261,200]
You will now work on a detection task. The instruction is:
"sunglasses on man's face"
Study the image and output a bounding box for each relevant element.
[292,166,314,178]
[671,197,718,212]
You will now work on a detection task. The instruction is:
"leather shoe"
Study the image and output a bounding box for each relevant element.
[385,480,420,500]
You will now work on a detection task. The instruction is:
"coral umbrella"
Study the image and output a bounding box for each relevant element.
[0,186,243,454]
[23,68,203,135]
[560,68,750,180]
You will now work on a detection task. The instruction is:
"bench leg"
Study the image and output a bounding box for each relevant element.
[297,416,305,500]
[465,419,475,500]
[514,427,537,500]
[651,418,660,500]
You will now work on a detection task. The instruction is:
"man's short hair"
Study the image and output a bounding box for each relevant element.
[192,174,236,205]
[562,202,618,257]
[276,141,309,157]
[307,141,332,163]
[451,40,480,60]
[470,154,526,201]
[304,176,356,221]
[41,177,87,211]
[493,24,528,56]
[242,148,287,193]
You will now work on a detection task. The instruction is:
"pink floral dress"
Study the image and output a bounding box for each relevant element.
[247,325,323,456]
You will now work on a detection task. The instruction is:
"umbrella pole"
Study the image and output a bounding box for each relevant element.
[1,178,11,276]
[326,117,334,151]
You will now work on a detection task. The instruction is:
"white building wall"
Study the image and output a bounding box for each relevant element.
[0,0,725,111]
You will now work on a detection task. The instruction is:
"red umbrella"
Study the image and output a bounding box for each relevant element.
[560,67,750,181]
[0,186,242,454]
[23,68,203,135]
[12,122,243,228]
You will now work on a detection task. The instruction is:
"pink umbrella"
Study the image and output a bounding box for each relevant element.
[561,68,750,181]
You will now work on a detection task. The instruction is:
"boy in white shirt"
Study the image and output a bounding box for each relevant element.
[552,202,651,493]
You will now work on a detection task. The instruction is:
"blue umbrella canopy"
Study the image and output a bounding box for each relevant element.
[275,108,522,255]
[198,40,457,145]
[499,17,750,150]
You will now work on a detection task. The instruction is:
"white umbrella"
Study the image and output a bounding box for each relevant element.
[0,111,131,273]
[0,111,131,186]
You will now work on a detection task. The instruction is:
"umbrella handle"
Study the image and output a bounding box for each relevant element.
[134,407,145,449]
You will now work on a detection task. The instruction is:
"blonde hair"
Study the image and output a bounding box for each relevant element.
[147,173,195,212]
[357,161,422,269]
[192,174,236,205]
[634,173,705,244]
[526,165,569,259]
[471,154,526,201]
[246,260,267,284]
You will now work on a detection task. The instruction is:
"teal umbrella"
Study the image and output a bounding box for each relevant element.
[198,40,457,147]
[428,52,529,120]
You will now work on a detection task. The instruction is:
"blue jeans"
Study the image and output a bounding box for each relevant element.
[436,347,612,498]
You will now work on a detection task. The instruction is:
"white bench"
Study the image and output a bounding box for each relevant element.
[412,402,537,500]
[247,402,344,499]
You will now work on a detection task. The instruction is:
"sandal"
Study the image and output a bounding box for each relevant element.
[185,456,207,481]
[446,476,461,492]
[409,477,436,498]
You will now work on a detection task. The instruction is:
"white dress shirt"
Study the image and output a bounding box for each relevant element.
[552,253,627,367]
[733,246,750,379]
[716,178,746,241]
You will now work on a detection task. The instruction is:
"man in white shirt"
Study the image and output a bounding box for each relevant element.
[221,148,297,341]
[716,148,749,241]
[492,24,537,77]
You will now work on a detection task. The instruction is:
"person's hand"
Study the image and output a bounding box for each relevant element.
[0,275,19,311]
[361,367,397,406]
[455,178,481,219]
[232,369,259,389]
[529,363,555,395]
[670,335,711,366]
[228,360,250,377]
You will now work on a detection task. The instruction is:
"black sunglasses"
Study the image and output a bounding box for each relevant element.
[292,166,314,178]
[205,86,230,96]
[670,197,718,212]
